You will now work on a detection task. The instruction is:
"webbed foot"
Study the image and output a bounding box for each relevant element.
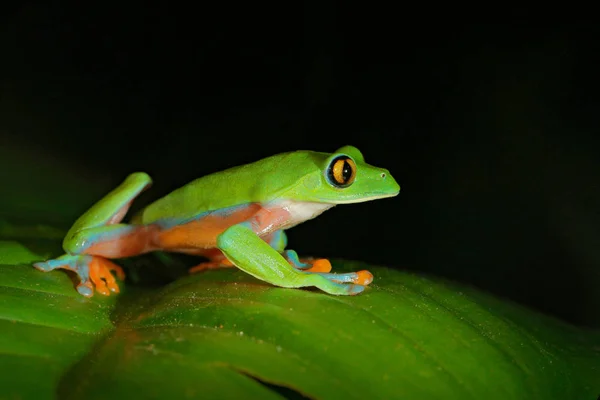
[34,254,125,297]
[283,251,373,289]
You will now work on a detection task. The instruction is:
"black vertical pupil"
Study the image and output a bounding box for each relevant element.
[341,160,352,182]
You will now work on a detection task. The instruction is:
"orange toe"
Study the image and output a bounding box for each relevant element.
[306,259,332,273]
[354,270,374,285]
[94,279,111,296]
[89,257,124,296]
[105,261,126,281]
[100,268,120,293]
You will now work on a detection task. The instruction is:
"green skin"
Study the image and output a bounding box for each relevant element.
[34,145,400,297]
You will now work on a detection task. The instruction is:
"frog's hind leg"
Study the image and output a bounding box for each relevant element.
[33,172,153,297]
[217,224,373,296]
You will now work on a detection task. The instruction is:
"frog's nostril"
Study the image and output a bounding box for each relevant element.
[380,173,386,179]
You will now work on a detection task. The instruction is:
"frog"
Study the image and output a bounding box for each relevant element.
[34,145,400,297]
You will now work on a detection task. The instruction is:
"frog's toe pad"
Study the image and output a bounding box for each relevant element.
[355,270,374,285]
[33,261,54,272]
[304,259,332,273]
[76,282,94,297]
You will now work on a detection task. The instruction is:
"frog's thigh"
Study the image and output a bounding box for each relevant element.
[217,224,366,295]
[67,172,152,235]
[34,173,154,298]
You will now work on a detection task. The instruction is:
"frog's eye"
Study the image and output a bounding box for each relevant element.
[326,156,357,188]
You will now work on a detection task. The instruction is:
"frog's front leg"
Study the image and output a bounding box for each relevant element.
[33,172,153,297]
[189,230,332,274]
[217,224,372,296]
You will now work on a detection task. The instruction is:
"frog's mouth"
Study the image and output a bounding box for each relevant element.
[328,190,400,204]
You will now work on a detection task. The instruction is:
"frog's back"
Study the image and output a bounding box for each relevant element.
[135,150,321,225]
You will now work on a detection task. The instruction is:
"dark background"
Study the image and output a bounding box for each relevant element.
[1,5,599,327]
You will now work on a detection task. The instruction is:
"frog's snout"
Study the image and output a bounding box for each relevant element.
[381,169,400,195]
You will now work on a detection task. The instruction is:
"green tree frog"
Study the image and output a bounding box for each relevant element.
[34,146,400,297]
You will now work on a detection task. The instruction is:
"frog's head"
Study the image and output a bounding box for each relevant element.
[282,145,400,204]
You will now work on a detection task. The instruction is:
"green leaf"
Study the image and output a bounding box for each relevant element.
[1,237,599,399]
[0,249,117,399]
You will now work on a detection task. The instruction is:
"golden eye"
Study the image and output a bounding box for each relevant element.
[327,156,356,188]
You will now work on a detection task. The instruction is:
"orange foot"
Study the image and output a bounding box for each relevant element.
[88,257,126,296]
[33,254,125,297]
[189,259,235,274]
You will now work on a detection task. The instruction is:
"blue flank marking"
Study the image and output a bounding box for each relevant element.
[153,203,254,229]
[71,203,258,253]
[74,225,139,253]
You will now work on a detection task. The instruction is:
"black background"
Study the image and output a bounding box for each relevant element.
[2,5,599,327]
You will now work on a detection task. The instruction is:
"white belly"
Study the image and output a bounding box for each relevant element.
[275,200,334,230]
